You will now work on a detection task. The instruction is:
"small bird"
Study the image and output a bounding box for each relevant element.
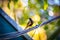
[24,18,33,29]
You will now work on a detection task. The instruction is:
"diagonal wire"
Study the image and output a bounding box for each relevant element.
[0,16,60,39]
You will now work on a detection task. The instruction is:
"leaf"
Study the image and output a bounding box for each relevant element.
[8,0,11,2]
[56,19,60,26]
[53,6,60,12]
[7,3,10,9]
[13,0,18,4]
[7,0,11,9]
[44,25,48,30]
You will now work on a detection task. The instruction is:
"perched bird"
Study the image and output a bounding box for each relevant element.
[24,18,33,29]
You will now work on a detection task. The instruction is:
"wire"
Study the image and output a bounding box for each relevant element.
[0,16,60,39]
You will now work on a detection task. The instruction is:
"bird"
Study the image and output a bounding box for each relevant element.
[24,18,33,29]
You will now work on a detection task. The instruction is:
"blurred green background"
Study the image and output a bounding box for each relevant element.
[0,0,60,40]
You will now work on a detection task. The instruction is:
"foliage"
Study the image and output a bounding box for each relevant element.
[0,0,60,40]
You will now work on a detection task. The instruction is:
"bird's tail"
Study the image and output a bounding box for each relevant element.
[24,25,28,30]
